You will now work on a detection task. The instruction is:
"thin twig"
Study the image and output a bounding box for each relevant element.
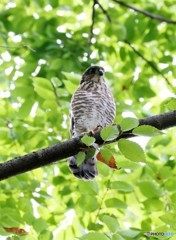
[89,0,97,45]
[89,0,111,47]
[124,40,175,91]
[96,0,111,22]
[94,171,114,223]
[113,0,176,24]
[0,44,36,52]
[50,79,61,107]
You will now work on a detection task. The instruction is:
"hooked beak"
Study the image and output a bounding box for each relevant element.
[98,69,104,76]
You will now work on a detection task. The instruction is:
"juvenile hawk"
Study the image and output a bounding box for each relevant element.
[69,66,116,180]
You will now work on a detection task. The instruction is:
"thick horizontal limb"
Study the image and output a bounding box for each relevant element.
[0,110,176,181]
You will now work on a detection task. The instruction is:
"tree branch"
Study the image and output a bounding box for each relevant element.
[113,0,176,24]
[89,0,111,45]
[89,0,97,45]
[96,0,111,23]
[124,40,175,92]
[0,44,36,52]
[0,111,176,181]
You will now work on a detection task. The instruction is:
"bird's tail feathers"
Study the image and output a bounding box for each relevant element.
[69,151,98,180]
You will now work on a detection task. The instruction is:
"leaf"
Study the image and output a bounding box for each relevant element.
[138,181,162,198]
[32,77,53,90]
[81,135,95,146]
[143,199,164,211]
[110,181,133,193]
[32,77,56,100]
[33,218,47,232]
[112,234,126,240]
[3,227,28,235]
[99,214,119,233]
[105,23,126,41]
[117,230,141,238]
[166,99,176,110]
[18,100,34,118]
[100,125,119,141]
[78,195,98,212]
[80,232,109,240]
[52,176,65,185]
[98,148,113,163]
[97,160,111,177]
[165,178,176,192]
[75,152,85,166]
[49,0,59,7]
[51,77,62,87]
[87,223,103,231]
[86,148,96,159]
[34,87,55,99]
[118,139,146,162]
[158,166,172,180]
[62,71,80,83]
[133,125,161,136]
[63,80,78,94]
[105,198,127,209]
[119,47,126,61]
[159,213,176,226]
[117,158,139,170]
[96,150,119,169]
[133,84,156,98]
[78,181,99,195]
[14,16,34,33]
[0,207,24,227]
[121,117,139,131]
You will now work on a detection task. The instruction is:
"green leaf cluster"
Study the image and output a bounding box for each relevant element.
[0,0,176,239]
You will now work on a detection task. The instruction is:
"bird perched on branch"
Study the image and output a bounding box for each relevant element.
[69,66,116,180]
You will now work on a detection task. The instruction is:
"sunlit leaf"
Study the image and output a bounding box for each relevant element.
[105,198,127,209]
[96,150,118,169]
[33,77,56,100]
[1,0,176,238]
[121,117,139,131]
[100,125,119,141]
[99,214,119,233]
[98,148,113,163]
[110,181,133,192]
[112,234,126,240]
[32,77,53,90]
[118,139,146,162]
[78,195,98,212]
[78,181,99,195]
[159,213,176,226]
[81,135,95,146]
[75,152,85,166]
[138,181,162,198]
[133,125,161,136]
[63,80,78,94]
[87,223,103,231]
[80,232,109,240]
[143,199,164,211]
[117,230,141,239]
[62,72,80,83]
[166,99,176,110]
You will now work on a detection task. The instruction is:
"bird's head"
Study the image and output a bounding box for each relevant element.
[81,66,105,84]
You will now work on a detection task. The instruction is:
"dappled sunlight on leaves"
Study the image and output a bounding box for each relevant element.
[0,0,176,239]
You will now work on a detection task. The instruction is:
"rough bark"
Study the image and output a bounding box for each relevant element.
[0,110,176,181]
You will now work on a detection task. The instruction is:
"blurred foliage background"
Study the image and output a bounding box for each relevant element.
[0,0,176,239]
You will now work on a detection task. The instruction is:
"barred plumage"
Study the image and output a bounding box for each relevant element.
[69,66,116,180]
